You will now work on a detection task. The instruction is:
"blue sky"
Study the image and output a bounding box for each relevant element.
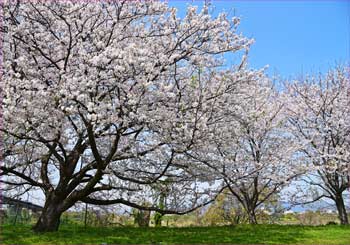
[169,1,350,79]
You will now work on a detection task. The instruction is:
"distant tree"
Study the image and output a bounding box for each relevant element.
[132,206,151,227]
[260,192,284,224]
[203,190,247,226]
[286,67,350,224]
[189,78,300,224]
[202,193,227,226]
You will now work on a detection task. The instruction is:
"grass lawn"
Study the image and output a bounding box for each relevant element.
[1,224,350,244]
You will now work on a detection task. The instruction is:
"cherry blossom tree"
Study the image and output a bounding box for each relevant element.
[286,67,350,224]
[187,76,301,224]
[0,1,260,232]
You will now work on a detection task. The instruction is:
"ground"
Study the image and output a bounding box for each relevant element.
[1,224,350,244]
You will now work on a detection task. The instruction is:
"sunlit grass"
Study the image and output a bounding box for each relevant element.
[1,224,350,244]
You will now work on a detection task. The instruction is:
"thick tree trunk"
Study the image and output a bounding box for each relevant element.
[247,209,258,224]
[33,197,65,232]
[335,194,349,225]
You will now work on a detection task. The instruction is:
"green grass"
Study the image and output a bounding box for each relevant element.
[1,224,350,244]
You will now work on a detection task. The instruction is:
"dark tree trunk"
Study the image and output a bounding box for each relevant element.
[335,194,349,225]
[247,209,258,224]
[33,196,65,232]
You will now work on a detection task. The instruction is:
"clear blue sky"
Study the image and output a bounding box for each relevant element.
[169,1,350,79]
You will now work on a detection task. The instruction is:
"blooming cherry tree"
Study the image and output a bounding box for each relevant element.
[187,75,301,224]
[286,67,350,224]
[1,1,258,232]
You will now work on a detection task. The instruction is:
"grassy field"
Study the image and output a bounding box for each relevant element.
[1,224,350,244]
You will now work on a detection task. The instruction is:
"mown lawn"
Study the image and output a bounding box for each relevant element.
[1,224,350,244]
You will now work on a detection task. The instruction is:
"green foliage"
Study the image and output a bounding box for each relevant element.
[2,224,350,244]
[0,208,39,226]
[153,212,163,227]
[295,211,342,226]
[202,193,228,226]
[152,178,171,227]
[202,191,248,225]
[190,75,198,88]
[132,208,151,227]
